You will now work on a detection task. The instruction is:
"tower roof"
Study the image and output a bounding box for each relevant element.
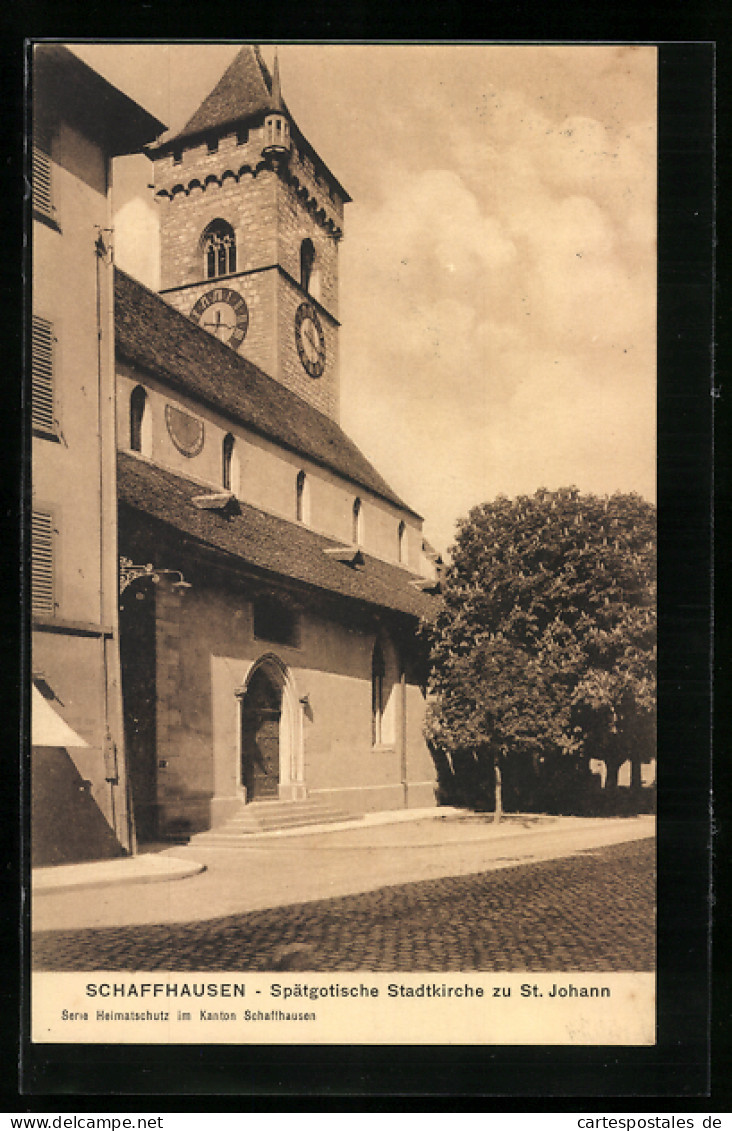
[147,44,351,202]
[158,45,282,149]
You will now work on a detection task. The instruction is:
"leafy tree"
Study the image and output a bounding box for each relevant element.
[423,488,656,814]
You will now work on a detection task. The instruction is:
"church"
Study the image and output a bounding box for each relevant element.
[113,46,440,844]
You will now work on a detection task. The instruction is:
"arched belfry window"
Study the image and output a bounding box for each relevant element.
[202,219,237,279]
[300,239,316,292]
[222,433,240,496]
[296,470,309,524]
[300,238,321,300]
[352,497,363,546]
[130,385,151,457]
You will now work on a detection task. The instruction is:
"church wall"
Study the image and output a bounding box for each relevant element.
[140,574,435,835]
[116,365,424,572]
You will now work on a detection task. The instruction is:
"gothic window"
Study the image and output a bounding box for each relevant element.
[300,238,320,299]
[296,470,309,524]
[300,239,315,291]
[371,637,398,747]
[202,220,237,279]
[222,433,240,495]
[352,497,363,545]
[130,386,151,456]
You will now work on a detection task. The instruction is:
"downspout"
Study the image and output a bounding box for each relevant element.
[95,155,134,854]
[400,663,408,808]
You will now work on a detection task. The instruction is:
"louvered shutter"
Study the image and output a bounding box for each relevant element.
[31,511,54,617]
[32,146,53,219]
[32,316,54,432]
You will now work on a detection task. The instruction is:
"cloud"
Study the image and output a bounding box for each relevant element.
[113,193,160,290]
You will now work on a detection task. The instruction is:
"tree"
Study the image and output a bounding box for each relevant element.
[423,488,656,813]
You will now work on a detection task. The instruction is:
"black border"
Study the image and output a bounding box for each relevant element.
[9,37,717,1106]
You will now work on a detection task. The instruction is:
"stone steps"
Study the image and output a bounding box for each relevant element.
[191,799,360,842]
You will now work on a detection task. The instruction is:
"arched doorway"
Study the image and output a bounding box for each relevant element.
[237,654,306,803]
[240,665,281,801]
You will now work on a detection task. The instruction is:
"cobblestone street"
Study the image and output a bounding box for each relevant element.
[33,838,654,972]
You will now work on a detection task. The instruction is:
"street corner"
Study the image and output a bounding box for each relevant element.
[32,853,207,897]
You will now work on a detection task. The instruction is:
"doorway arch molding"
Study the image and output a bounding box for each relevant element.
[235,652,306,801]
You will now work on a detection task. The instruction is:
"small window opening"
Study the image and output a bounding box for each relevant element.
[130,385,151,456]
[222,433,240,495]
[352,498,363,546]
[398,521,406,564]
[372,642,386,746]
[300,239,315,293]
[296,470,309,524]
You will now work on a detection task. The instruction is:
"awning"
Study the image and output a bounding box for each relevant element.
[32,686,89,748]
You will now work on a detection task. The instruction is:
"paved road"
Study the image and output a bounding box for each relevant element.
[33,838,654,972]
[32,814,654,933]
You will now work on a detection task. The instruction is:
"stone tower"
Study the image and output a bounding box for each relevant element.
[148,46,349,421]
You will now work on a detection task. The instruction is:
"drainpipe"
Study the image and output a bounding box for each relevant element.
[400,664,408,808]
[94,157,131,854]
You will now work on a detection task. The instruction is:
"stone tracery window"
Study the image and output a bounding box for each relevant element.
[202,219,237,279]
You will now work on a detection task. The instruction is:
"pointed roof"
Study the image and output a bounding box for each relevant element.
[161,45,282,148]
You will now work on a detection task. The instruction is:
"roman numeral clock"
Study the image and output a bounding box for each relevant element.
[189,288,249,350]
[294,301,326,379]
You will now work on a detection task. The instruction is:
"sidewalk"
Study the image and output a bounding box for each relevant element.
[32,809,655,934]
[32,852,206,895]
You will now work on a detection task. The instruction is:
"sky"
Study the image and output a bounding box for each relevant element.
[70,43,657,557]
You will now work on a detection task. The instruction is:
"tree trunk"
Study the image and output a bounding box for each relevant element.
[604,758,620,791]
[494,755,503,823]
[630,758,642,792]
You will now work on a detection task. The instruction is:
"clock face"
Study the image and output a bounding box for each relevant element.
[190,287,249,349]
[294,302,326,378]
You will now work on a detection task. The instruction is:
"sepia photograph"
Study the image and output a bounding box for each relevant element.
[29,42,659,1048]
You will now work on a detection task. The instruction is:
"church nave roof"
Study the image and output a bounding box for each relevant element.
[115,268,419,518]
[118,452,437,621]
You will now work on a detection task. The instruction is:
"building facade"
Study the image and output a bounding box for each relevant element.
[116,47,440,841]
[30,46,165,864]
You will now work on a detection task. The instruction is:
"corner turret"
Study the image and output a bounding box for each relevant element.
[261,50,291,166]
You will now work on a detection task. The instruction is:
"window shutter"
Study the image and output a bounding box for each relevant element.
[31,510,54,617]
[32,146,53,218]
[32,316,55,432]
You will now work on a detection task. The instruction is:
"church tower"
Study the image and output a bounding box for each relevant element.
[148,46,349,421]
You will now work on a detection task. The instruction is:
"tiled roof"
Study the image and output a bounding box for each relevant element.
[156,45,276,148]
[118,452,438,621]
[114,268,418,517]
